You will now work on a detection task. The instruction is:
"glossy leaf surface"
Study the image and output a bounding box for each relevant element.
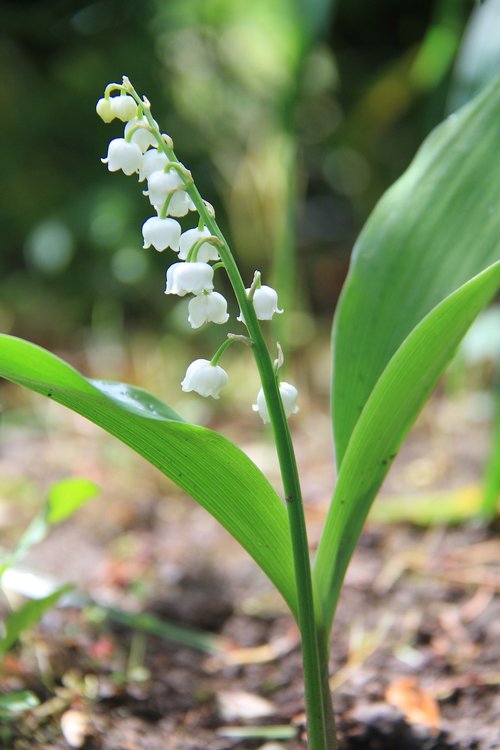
[332,76,500,468]
[316,262,500,632]
[0,335,298,617]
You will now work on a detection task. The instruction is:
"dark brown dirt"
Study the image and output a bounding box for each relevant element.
[0,383,498,750]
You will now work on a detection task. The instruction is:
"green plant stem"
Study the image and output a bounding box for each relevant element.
[123,81,337,750]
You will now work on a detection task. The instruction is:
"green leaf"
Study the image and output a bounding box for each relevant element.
[0,691,40,715]
[0,585,73,657]
[481,376,500,520]
[332,75,500,468]
[46,477,100,524]
[315,262,500,632]
[0,478,100,578]
[0,336,298,618]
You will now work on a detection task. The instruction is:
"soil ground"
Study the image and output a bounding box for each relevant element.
[0,376,498,750]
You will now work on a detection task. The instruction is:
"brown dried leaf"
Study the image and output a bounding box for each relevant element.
[385,677,441,733]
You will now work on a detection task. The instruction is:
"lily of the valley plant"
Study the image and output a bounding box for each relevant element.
[1,76,500,749]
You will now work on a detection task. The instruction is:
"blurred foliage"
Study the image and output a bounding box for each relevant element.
[0,0,495,349]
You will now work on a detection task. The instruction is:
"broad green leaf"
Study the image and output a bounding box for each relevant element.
[0,336,298,617]
[333,75,500,468]
[46,477,100,524]
[0,585,72,657]
[315,262,500,633]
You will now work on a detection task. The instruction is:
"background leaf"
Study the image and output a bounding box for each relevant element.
[0,478,99,578]
[481,377,500,519]
[0,336,298,618]
[315,262,500,632]
[332,75,500,468]
[0,585,73,657]
[0,691,40,716]
[46,478,100,525]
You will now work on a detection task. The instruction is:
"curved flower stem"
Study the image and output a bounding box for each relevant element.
[123,79,336,750]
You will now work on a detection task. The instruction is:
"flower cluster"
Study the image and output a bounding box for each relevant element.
[98,79,298,422]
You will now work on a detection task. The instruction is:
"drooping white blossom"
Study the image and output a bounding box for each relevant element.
[125,116,158,153]
[252,382,299,424]
[178,227,220,262]
[146,170,194,217]
[101,138,143,175]
[238,284,283,323]
[188,292,229,329]
[165,262,214,296]
[181,359,228,399]
[139,149,169,182]
[142,216,181,252]
[252,285,283,320]
[110,95,137,122]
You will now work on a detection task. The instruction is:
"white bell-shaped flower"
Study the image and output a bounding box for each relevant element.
[166,190,194,217]
[165,262,214,296]
[102,138,143,175]
[142,217,181,252]
[188,292,229,329]
[125,116,158,153]
[181,359,228,399]
[252,285,283,320]
[252,382,299,424]
[96,97,114,123]
[139,149,169,182]
[179,227,220,262]
[147,170,183,205]
[145,171,191,217]
[239,284,283,323]
[110,95,137,122]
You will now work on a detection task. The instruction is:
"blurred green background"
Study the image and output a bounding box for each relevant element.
[1,0,499,352]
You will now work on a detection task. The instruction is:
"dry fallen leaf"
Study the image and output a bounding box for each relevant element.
[216,690,275,722]
[385,677,441,733]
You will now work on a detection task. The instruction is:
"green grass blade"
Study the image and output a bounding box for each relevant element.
[315,262,500,633]
[481,376,500,520]
[332,75,500,468]
[0,336,297,618]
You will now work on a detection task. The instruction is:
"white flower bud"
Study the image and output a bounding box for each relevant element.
[165,262,214,296]
[101,138,143,175]
[188,292,229,329]
[96,97,114,123]
[252,382,299,424]
[142,216,181,252]
[125,116,158,153]
[139,149,169,182]
[110,94,137,122]
[179,227,220,262]
[181,359,228,399]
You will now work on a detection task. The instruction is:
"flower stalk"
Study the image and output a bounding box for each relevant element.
[101,77,337,749]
